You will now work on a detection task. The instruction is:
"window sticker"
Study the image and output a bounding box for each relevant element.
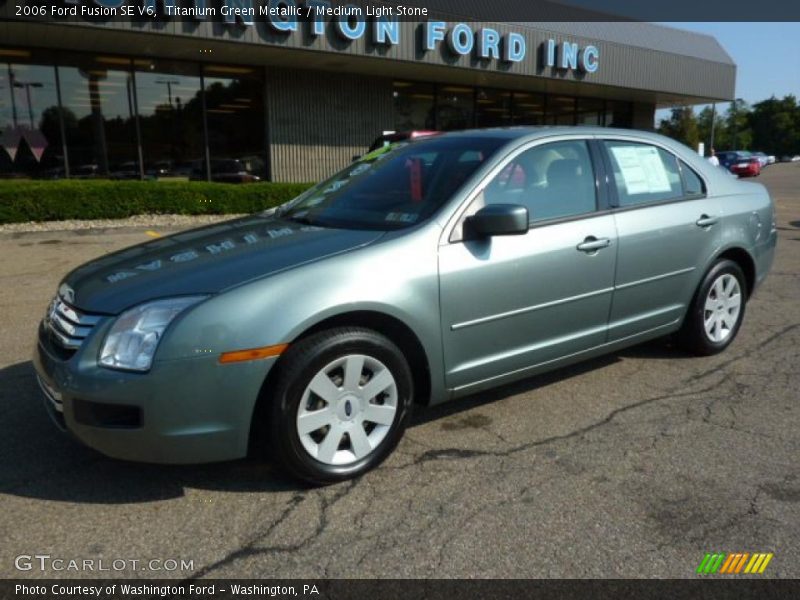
[611,145,671,195]
[348,163,372,177]
[385,212,419,223]
[323,180,347,194]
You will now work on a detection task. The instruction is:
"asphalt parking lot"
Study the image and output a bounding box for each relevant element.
[1,164,798,579]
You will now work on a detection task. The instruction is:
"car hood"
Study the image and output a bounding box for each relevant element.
[62,215,384,314]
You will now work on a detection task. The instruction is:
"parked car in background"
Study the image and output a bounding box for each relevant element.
[715,150,750,170]
[367,130,439,153]
[767,154,776,165]
[752,152,770,169]
[33,127,777,483]
[190,159,261,184]
[716,151,761,178]
[730,156,761,178]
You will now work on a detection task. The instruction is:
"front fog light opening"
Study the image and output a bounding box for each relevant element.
[99,296,207,372]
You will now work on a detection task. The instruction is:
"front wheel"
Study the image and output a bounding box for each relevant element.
[266,327,413,484]
[677,259,747,355]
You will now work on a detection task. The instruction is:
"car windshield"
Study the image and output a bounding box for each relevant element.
[279,136,506,230]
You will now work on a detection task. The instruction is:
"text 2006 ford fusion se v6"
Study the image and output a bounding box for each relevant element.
[34,128,776,483]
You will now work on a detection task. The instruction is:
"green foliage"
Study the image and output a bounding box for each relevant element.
[0,180,312,224]
[667,95,800,156]
[749,95,800,156]
[657,106,700,151]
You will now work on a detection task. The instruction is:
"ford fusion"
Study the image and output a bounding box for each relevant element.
[34,128,776,483]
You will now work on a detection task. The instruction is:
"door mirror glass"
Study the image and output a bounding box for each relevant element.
[465,204,529,237]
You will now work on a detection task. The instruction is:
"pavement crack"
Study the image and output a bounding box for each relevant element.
[184,479,358,579]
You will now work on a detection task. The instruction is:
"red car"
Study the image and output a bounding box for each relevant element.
[367,130,439,153]
[729,157,761,178]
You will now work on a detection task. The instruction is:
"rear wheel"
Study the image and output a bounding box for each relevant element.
[266,327,413,484]
[678,259,746,355]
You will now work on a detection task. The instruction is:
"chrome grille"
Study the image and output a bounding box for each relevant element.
[45,295,101,350]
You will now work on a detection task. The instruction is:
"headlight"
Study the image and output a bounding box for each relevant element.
[99,296,207,372]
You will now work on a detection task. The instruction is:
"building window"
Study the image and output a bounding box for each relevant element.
[475,88,512,128]
[135,60,204,179]
[576,97,604,126]
[436,85,474,131]
[547,96,576,125]
[393,81,435,132]
[203,65,265,181]
[605,101,633,128]
[57,56,139,178]
[0,51,64,178]
[512,92,545,125]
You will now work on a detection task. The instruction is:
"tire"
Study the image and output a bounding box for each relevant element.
[265,327,413,484]
[677,259,747,356]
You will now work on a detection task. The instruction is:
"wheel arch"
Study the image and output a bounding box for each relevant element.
[715,246,756,298]
[248,309,433,456]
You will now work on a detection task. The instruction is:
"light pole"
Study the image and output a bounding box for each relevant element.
[13,79,43,129]
[7,65,19,127]
[155,78,180,107]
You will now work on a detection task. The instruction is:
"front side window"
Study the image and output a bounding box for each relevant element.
[279,136,506,230]
[481,140,597,223]
[603,141,683,207]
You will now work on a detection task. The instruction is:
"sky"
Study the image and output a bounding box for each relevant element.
[656,22,800,120]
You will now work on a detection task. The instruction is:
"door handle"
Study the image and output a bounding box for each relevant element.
[696,215,718,228]
[576,236,611,253]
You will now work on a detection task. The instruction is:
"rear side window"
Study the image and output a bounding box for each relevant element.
[680,160,706,196]
[603,141,683,207]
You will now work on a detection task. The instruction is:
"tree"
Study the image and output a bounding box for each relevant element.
[657,106,700,150]
[748,95,800,156]
[721,99,752,150]
[697,105,726,154]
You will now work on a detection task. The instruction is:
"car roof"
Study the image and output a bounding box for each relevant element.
[431,126,675,142]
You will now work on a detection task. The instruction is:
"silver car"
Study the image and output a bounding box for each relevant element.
[34,128,777,483]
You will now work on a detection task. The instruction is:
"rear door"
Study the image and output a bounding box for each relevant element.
[600,138,721,341]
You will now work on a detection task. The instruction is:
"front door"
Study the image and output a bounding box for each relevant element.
[439,139,617,393]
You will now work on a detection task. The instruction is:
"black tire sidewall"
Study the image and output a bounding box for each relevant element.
[268,328,413,484]
[684,259,747,355]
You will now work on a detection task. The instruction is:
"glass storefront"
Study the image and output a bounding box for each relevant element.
[393,81,436,131]
[436,85,475,131]
[393,80,631,131]
[512,92,546,125]
[475,88,513,128]
[135,60,204,179]
[0,48,266,181]
[0,52,64,178]
[0,46,635,180]
[57,55,139,178]
[204,65,266,179]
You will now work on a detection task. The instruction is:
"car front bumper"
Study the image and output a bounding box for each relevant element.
[32,322,276,464]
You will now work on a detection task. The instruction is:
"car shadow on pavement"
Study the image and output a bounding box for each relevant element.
[0,338,689,503]
[0,361,307,504]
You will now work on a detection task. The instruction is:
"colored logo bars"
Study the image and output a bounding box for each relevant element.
[696,552,774,575]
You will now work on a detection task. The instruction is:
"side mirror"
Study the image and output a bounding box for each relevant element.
[465,204,529,237]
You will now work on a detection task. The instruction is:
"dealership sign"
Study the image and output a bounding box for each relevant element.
[74,0,599,72]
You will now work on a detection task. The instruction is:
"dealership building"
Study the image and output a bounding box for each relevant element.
[0,1,736,182]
